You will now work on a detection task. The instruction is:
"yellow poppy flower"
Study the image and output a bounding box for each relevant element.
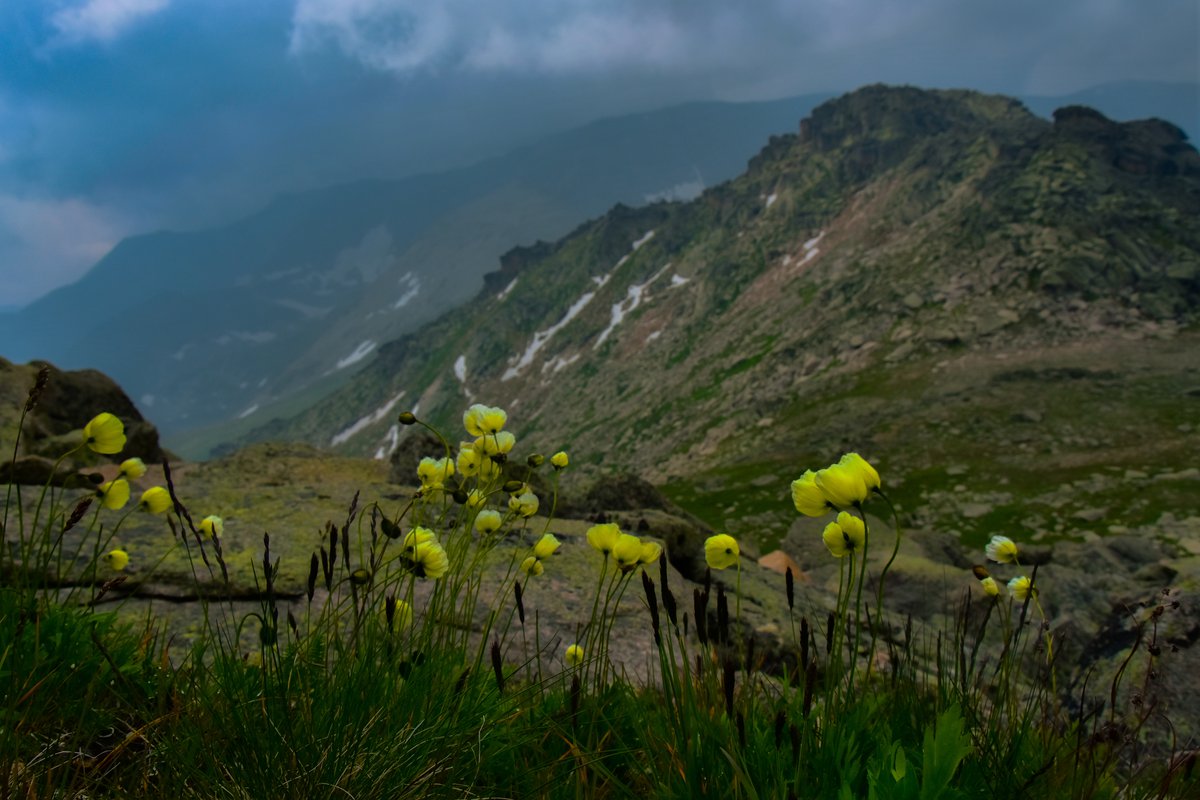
[464,404,507,436]
[565,643,584,666]
[521,556,544,577]
[466,490,487,509]
[638,541,663,565]
[117,457,146,479]
[980,577,1000,597]
[822,513,865,558]
[508,491,539,518]
[705,534,740,570]
[791,470,830,517]
[138,486,172,514]
[475,431,516,456]
[96,479,130,511]
[533,533,561,559]
[198,515,223,540]
[417,456,455,490]
[985,535,1019,564]
[1007,575,1034,600]
[384,597,414,630]
[475,510,503,535]
[838,452,881,493]
[551,451,569,469]
[613,534,643,569]
[402,527,437,556]
[83,413,125,455]
[410,540,449,579]
[103,549,129,571]
[814,462,869,509]
[587,523,621,556]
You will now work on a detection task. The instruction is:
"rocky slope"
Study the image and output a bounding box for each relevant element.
[241,85,1199,550]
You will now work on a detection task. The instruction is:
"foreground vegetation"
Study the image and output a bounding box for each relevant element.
[2,375,1196,798]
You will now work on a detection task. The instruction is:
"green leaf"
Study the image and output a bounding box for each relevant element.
[919,705,973,800]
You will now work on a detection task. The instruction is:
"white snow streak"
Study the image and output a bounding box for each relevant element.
[336,340,377,370]
[497,278,519,301]
[765,192,778,209]
[237,404,259,420]
[392,272,421,309]
[374,424,400,460]
[670,274,689,287]
[645,330,662,343]
[502,280,607,381]
[631,229,656,251]
[454,354,467,383]
[331,391,405,447]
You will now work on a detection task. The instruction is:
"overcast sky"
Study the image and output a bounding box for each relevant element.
[1,0,1196,308]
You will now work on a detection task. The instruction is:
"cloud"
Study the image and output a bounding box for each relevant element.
[0,194,126,307]
[50,0,170,45]
[288,0,814,75]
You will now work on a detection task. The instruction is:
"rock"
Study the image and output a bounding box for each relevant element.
[1071,507,1107,523]
[386,427,445,484]
[1011,408,1043,423]
[902,292,924,309]
[960,502,991,519]
[758,550,807,580]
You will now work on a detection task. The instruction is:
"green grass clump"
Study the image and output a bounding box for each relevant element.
[2,374,1196,798]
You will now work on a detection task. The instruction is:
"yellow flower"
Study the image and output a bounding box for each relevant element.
[551,451,569,469]
[705,534,740,570]
[138,486,172,514]
[508,491,539,518]
[980,577,1000,597]
[117,457,146,479]
[822,512,866,558]
[587,523,621,556]
[638,540,662,565]
[475,510,503,535]
[103,549,129,571]
[384,597,414,630]
[410,540,449,579]
[96,479,130,511]
[791,470,830,517]
[533,533,561,559]
[456,443,481,477]
[565,643,584,666]
[613,534,643,569]
[985,535,1019,564]
[1007,575,1034,601]
[521,556,544,577]
[83,412,125,455]
[402,526,437,556]
[417,456,455,490]
[475,431,516,456]
[838,453,881,493]
[466,490,487,509]
[464,404,507,436]
[198,515,223,540]
[814,462,869,509]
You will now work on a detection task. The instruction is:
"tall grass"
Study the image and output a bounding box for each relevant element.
[1,383,1195,798]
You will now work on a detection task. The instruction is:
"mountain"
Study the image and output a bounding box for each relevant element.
[241,84,1200,547]
[0,94,833,446]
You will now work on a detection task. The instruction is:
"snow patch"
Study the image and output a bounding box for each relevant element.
[594,262,673,349]
[670,274,690,287]
[331,392,405,447]
[497,278,518,301]
[765,192,778,209]
[336,340,377,370]
[645,330,662,343]
[801,231,825,264]
[237,404,259,420]
[782,254,793,266]
[392,272,421,309]
[502,287,600,381]
[374,424,400,460]
[631,230,656,251]
[454,354,467,383]
[543,353,580,374]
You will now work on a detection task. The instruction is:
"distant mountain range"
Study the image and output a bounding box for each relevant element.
[1,80,1195,458]
[235,84,1199,543]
